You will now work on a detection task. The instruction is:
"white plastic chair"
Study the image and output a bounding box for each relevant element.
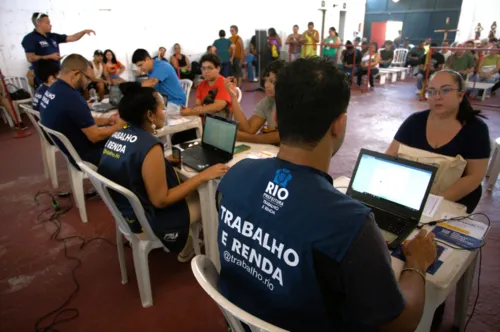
[0,105,14,127]
[78,162,201,308]
[4,76,33,121]
[180,79,193,106]
[486,137,500,191]
[38,122,94,222]
[21,105,59,188]
[391,48,408,67]
[191,255,288,332]
[236,87,242,103]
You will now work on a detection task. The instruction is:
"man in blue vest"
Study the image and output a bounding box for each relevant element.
[216,57,437,331]
[21,12,95,85]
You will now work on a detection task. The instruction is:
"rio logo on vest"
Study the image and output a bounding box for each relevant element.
[262,168,292,215]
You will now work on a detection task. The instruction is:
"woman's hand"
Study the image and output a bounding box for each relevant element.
[201,164,230,181]
[224,77,237,97]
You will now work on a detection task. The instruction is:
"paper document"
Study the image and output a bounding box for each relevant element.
[167,117,191,126]
[433,216,489,249]
[422,194,443,218]
[247,151,276,159]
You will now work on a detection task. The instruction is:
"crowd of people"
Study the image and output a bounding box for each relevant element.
[3,11,495,331]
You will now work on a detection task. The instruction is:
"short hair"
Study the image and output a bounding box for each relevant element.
[61,54,89,73]
[354,37,361,42]
[200,53,221,68]
[31,12,48,26]
[206,45,213,52]
[293,24,299,29]
[430,42,438,47]
[308,22,314,26]
[384,40,393,45]
[219,30,226,38]
[419,40,425,44]
[37,60,60,83]
[361,41,369,46]
[159,46,166,51]
[230,25,238,33]
[118,82,160,127]
[263,60,285,79]
[132,49,151,64]
[275,58,350,149]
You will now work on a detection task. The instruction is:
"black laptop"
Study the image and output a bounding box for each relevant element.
[346,149,437,250]
[182,114,239,172]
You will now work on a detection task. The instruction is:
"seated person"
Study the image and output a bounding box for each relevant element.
[416,42,445,94]
[464,40,479,63]
[206,45,217,55]
[32,59,60,112]
[217,57,437,331]
[380,40,394,68]
[180,53,231,119]
[407,40,425,73]
[445,45,475,78]
[98,82,229,260]
[341,41,361,76]
[103,49,125,85]
[386,70,491,213]
[170,43,195,80]
[356,42,380,89]
[132,48,187,114]
[223,60,284,145]
[40,54,124,166]
[473,47,500,83]
[440,41,453,63]
[84,50,108,101]
[153,46,168,62]
[0,81,27,130]
[27,66,36,90]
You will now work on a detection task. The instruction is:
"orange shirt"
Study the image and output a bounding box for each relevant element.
[106,61,123,75]
[229,35,244,59]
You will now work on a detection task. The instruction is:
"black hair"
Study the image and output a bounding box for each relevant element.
[37,59,60,83]
[384,40,393,45]
[354,37,361,42]
[118,82,160,127]
[370,41,378,52]
[361,41,369,46]
[263,60,285,79]
[430,42,438,47]
[230,25,238,33]
[268,28,277,37]
[308,22,314,26]
[31,12,48,26]
[206,45,213,52]
[159,46,166,51]
[131,49,151,64]
[275,57,350,149]
[329,27,338,37]
[430,70,486,124]
[103,49,118,64]
[200,53,221,68]
[419,40,425,45]
[219,30,226,38]
[293,24,299,29]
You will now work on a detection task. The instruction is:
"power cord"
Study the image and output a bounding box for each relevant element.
[33,191,116,332]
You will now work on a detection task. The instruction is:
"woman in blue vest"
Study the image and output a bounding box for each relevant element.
[98,82,229,261]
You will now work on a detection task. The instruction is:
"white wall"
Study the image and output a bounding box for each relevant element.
[0,0,366,79]
[456,0,500,42]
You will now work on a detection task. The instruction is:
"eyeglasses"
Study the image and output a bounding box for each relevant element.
[201,66,215,71]
[425,88,460,97]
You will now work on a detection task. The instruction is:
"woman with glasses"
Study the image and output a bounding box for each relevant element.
[386,70,491,213]
[180,53,232,119]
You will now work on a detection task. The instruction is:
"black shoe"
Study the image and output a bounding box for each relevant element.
[432,302,446,328]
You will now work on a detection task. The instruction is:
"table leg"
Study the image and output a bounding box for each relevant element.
[454,253,478,331]
[391,72,397,83]
[401,70,406,80]
[197,180,221,271]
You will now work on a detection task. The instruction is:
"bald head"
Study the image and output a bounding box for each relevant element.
[61,54,89,74]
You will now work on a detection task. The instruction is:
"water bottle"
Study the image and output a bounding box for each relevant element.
[89,88,97,103]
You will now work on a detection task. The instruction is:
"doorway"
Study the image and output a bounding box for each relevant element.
[385,21,403,43]
[338,11,346,42]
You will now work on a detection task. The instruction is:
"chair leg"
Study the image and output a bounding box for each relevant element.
[132,243,153,308]
[69,166,88,222]
[486,146,498,177]
[41,140,49,180]
[116,226,128,285]
[46,147,59,189]
[190,222,202,256]
[486,154,500,191]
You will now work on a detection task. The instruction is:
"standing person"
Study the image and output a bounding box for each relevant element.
[229,25,245,87]
[322,27,340,62]
[245,35,259,82]
[103,49,125,85]
[32,59,60,112]
[213,30,234,78]
[180,54,232,119]
[416,43,445,94]
[268,28,282,61]
[153,46,168,62]
[21,12,95,85]
[217,57,437,331]
[85,50,108,101]
[393,30,403,48]
[357,42,380,90]
[286,25,302,61]
[380,41,394,68]
[302,22,320,57]
[342,41,362,76]
[40,54,124,166]
[170,43,194,80]
[132,49,187,113]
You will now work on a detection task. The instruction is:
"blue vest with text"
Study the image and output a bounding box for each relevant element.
[217,158,370,331]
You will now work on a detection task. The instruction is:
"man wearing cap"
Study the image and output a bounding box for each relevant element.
[21,12,95,85]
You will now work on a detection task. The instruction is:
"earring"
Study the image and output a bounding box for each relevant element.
[151,123,157,135]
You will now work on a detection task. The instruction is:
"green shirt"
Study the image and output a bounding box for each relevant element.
[322,37,338,57]
[447,53,475,72]
[482,54,500,67]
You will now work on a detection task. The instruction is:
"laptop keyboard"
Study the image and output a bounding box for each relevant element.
[185,146,226,165]
[373,209,408,236]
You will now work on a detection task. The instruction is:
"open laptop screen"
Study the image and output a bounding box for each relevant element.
[350,153,434,211]
[202,115,238,154]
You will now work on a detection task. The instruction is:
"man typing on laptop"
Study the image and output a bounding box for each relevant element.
[216,58,437,332]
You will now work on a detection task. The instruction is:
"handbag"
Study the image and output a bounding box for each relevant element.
[8,84,31,100]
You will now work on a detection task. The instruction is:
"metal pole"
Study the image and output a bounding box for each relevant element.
[0,68,32,138]
[319,8,326,57]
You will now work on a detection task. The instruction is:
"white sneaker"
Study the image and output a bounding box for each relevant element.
[416,89,421,94]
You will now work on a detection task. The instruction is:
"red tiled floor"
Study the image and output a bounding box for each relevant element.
[0,79,499,332]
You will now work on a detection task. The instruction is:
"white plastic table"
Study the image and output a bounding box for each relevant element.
[466,81,495,101]
[334,176,477,332]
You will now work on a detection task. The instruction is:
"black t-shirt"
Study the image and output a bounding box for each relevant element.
[380,49,394,61]
[343,49,362,66]
[395,110,491,212]
[418,52,445,72]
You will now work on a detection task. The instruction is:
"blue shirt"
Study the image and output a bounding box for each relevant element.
[217,158,404,331]
[213,38,233,63]
[149,60,186,106]
[21,30,67,82]
[32,84,49,111]
[40,79,98,163]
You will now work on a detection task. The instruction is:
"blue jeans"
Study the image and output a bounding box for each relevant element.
[245,54,258,81]
[221,62,231,78]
